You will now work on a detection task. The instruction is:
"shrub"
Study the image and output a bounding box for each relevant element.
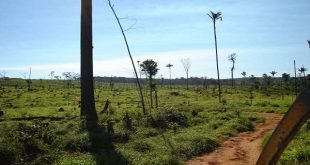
[147,109,188,130]
[142,128,159,137]
[177,136,218,159]
[170,91,180,96]
[232,119,254,132]
[191,137,219,156]
[132,141,152,152]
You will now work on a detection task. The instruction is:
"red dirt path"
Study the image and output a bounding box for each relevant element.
[187,113,283,165]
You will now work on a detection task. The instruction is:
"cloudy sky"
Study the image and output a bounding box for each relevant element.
[0,0,309,79]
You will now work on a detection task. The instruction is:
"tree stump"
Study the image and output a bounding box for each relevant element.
[107,120,114,134]
[100,99,110,114]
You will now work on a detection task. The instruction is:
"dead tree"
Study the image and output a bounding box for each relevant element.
[181,58,191,90]
[228,53,236,88]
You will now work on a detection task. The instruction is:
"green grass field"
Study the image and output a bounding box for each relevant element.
[0,79,309,164]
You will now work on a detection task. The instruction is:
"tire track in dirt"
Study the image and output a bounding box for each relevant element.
[187,113,283,165]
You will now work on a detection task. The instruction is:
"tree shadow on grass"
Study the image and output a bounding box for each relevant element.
[85,120,128,165]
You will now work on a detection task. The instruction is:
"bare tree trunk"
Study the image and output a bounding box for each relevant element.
[231,70,233,88]
[150,77,153,108]
[155,90,158,109]
[213,20,221,103]
[80,0,98,121]
[303,72,307,86]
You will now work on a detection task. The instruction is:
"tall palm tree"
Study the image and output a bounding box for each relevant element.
[208,11,222,103]
[166,63,173,89]
[80,0,98,120]
[228,53,236,87]
[298,66,308,85]
[241,71,246,86]
[241,71,246,78]
[270,71,277,77]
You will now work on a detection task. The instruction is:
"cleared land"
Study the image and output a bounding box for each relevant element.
[0,79,309,164]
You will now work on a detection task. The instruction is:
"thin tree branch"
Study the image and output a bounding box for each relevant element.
[123,18,137,32]
[107,0,146,114]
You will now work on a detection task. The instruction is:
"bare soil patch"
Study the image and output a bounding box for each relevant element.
[187,113,283,165]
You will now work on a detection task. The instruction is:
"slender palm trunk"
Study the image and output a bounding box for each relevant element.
[80,0,98,120]
[186,73,189,90]
[231,62,235,87]
[213,20,221,103]
[169,68,172,89]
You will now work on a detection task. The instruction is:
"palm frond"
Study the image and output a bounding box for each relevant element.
[209,11,222,21]
[207,13,212,19]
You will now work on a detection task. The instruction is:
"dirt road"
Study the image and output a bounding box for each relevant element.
[187,113,283,165]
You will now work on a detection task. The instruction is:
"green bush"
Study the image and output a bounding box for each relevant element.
[147,110,188,130]
[132,141,152,152]
[177,136,218,159]
[231,118,254,132]
[170,91,180,96]
[191,137,219,156]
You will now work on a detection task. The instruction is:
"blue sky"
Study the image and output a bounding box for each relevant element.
[0,0,309,79]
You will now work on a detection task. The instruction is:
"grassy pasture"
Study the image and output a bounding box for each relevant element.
[0,79,309,164]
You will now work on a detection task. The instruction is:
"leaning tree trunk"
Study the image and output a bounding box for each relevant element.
[213,20,221,103]
[80,0,98,121]
[107,0,146,114]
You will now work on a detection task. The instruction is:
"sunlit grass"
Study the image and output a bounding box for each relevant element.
[0,79,308,164]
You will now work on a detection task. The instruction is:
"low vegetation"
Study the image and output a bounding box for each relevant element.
[0,78,309,164]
